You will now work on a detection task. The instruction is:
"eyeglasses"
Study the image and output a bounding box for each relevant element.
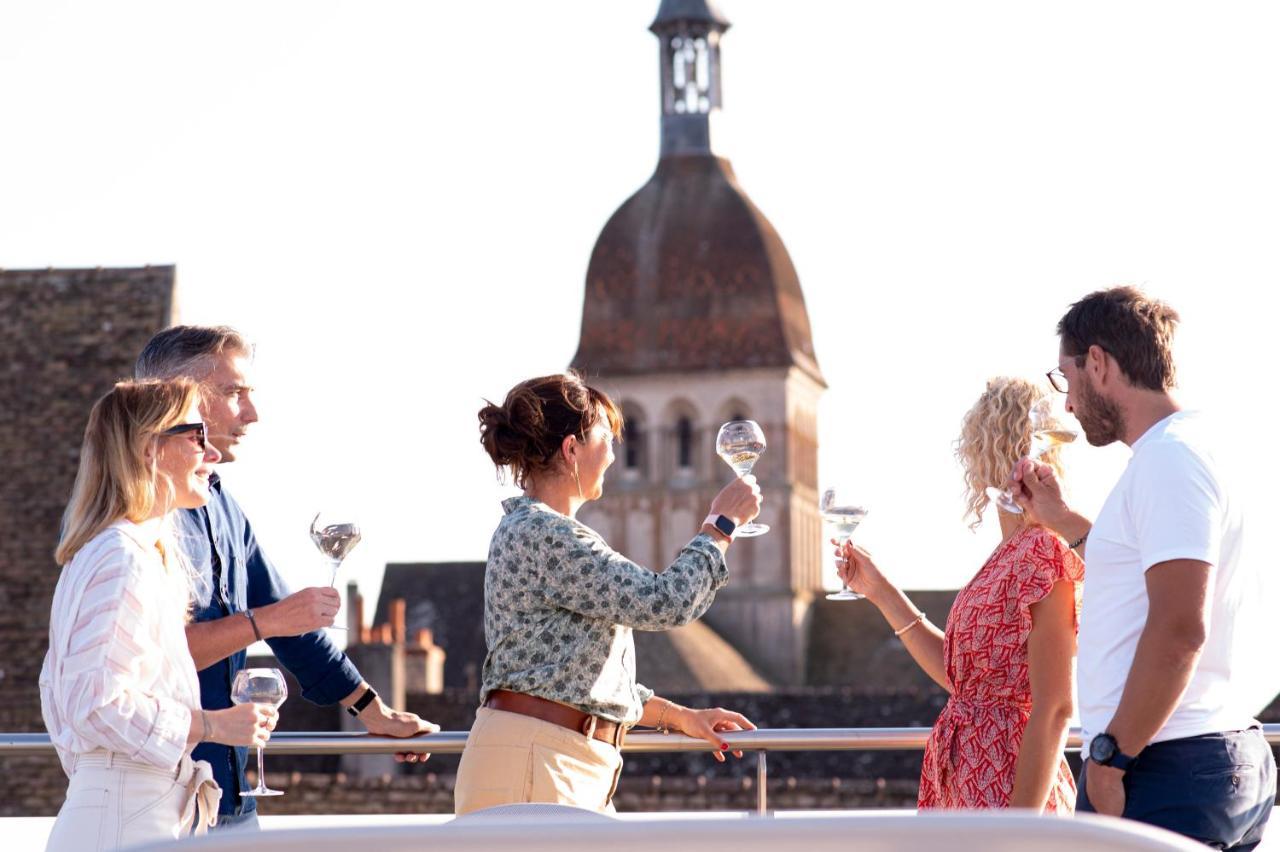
[1046,368,1069,394]
[162,422,207,451]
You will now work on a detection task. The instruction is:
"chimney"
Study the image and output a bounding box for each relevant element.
[347,581,364,637]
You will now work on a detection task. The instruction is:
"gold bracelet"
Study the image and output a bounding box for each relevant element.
[655,700,674,734]
[893,612,926,637]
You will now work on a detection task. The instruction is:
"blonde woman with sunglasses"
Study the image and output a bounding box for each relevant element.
[40,379,277,851]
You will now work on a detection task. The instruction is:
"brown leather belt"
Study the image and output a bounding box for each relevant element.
[485,689,628,748]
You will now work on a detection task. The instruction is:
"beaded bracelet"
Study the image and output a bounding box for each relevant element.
[1067,532,1089,550]
[893,612,926,638]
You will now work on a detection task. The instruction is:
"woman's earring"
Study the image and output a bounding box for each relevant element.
[572,461,583,499]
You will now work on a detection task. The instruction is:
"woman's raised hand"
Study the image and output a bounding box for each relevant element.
[207,703,278,748]
[709,475,763,528]
[834,540,893,604]
[673,706,757,762]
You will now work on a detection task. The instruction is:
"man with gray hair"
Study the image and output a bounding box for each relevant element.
[137,325,437,831]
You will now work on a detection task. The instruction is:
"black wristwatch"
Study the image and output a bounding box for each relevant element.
[703,513,736,540]
[346,686,379,718]
[1089,732,1137,772]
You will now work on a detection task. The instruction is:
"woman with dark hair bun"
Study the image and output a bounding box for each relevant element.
[455,372,763,814]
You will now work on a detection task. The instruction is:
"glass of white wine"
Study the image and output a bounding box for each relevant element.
[821,488,869,601]
[988,401,1078,514]
[231,667,287,797]
[309,512,362,631]
[715,420,768,537]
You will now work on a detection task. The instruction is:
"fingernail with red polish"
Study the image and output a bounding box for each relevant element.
[720,743,729,750]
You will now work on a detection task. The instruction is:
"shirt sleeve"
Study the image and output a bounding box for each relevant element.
[532,522,729,631]
[1130,441,1225,571]
[238,511,363,706]
[1015,527,1084,648]
[58,546,191,770]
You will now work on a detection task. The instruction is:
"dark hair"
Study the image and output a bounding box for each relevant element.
[135,325,252,380]
[479,373,623,487]
[1057,286,1180,391]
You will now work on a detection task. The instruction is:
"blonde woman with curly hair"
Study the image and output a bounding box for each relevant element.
[836,377,1083,813]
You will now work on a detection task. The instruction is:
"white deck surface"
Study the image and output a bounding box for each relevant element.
[6,809,1276,850]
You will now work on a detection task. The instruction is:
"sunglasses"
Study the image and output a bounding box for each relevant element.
[162,422,207,451]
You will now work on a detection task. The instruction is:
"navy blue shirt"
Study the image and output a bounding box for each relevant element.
[177,474,362,816]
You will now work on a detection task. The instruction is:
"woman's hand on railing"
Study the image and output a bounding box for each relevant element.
[672,706,757,762]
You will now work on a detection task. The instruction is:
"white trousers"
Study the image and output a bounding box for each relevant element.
[45,751,220,852]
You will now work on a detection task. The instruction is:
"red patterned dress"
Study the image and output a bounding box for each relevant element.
[917,525,1084,812]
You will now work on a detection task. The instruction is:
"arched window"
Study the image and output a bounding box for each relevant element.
[676,416,694,469]
[624,419,644,471]
[619,403,648,480]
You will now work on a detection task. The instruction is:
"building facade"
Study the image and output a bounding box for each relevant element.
[571,1,826,683]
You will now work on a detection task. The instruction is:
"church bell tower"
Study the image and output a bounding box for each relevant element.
[571,0,826,684]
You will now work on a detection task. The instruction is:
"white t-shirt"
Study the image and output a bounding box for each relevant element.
[1078,410,1258,752]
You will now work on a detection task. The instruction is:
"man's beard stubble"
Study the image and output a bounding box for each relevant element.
[1075,372,1125,447]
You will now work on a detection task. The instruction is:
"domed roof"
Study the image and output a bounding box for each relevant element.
[571,154,825,385]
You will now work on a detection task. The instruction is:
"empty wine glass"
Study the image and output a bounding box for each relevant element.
[821,488,869,601]
[987,400,1078,514]
[715,420,769,537]
[231,667,288,797]
[309,511,362,631]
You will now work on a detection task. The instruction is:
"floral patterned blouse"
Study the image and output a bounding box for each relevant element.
[479,496,729,725]
[918,524,1084,812]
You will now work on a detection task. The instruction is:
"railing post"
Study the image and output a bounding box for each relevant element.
[756,749,768,817]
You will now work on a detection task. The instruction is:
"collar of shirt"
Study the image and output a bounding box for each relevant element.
[111,516,166,551]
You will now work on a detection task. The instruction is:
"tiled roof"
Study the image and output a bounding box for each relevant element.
[806,590,961,689]
[571,155,824,386]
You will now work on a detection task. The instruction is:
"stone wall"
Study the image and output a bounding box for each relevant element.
[0,266,176,816]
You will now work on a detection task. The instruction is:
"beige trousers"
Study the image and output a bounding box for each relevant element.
[454,706,624,815]
[45,751,220,851]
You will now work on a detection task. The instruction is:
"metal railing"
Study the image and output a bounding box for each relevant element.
[5,725,1278,816]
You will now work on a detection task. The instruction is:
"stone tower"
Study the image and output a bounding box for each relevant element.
[570,1,825,684]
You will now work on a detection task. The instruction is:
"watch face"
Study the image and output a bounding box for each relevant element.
[1090,734,1116,764]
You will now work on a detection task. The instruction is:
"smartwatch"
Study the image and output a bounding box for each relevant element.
[1088,732,1137,772]
[702,514,736,540]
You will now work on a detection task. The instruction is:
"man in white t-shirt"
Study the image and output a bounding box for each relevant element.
[1015,286,1275,850]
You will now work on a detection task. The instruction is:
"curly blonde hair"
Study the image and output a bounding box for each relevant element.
[956,377,1066,530]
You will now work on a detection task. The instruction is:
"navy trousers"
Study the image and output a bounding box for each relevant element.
[1078,727,1276,851]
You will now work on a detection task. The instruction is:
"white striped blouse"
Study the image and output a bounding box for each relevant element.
[39,518,201,777]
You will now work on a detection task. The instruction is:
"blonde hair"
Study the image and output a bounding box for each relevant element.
[956,377,1066,530]
[56,378,202,565]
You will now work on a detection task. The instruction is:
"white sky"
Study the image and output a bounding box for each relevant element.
[4,1,1278,639]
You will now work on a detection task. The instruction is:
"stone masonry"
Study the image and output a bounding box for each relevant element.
[0,266,176,816]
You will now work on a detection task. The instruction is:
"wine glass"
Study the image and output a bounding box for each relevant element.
[715,420,769,537]
[987,401,1078,514]
[231,667,288,797]
[309,512,362,631]
[821,488,869,601]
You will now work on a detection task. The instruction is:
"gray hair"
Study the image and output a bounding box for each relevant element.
[135,325,252,380]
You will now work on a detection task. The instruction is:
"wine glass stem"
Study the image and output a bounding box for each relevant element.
[328,559,341,589]
[256,744,267,792]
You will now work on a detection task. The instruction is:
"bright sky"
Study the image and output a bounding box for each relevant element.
[4,1,1278,639]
